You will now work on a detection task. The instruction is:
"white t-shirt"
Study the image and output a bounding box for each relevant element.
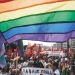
[23,62,28,67]
[43,62,47,67]
[18,64,22,69]
[54,69,60,75]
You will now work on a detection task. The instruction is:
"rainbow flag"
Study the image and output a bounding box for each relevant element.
[0,0,75,44]
[17,40,24,56]
[0,32,5,47]
[61,62,66,75]
[0,54,6,68]
[0,43,5,57]
[0,43,6,68]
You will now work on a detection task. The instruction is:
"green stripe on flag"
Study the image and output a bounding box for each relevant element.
[0,11,75,32]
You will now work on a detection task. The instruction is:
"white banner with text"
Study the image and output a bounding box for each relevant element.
[22,67,53,75]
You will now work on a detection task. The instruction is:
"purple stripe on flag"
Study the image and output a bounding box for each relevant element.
[0,61,6,68]
[7,31,75,43]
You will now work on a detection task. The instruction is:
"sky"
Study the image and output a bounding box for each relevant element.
[23,40,55,47]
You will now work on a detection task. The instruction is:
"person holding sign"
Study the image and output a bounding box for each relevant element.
[53,62,60,75]
[45,63,54,75]
[45,63,53,69]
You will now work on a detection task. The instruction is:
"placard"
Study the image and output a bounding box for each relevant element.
[22,67,53,75]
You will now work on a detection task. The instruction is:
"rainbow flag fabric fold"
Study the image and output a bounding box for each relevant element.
[0,43,6,68]
[0,55,6,68]
[16,40,24,56]
[0,32,5,47]
[0,0,75,44]
[0,43,5,57]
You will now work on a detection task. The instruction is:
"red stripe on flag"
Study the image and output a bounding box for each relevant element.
[0,0,13,3]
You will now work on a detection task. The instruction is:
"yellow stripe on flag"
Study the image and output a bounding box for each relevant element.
[0,1,75,22]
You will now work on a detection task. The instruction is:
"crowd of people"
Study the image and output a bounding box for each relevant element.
[0,53,75,75]
[0,44,75,75]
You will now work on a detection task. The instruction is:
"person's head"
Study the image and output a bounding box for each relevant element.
[52,62,58,71]
[70,71,74,75]
[45,63,53,69]
[39,62,44,68]
[2,64,10,73]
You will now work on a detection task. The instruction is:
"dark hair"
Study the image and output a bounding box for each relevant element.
[53,62,58,68]
[69,71,74,75]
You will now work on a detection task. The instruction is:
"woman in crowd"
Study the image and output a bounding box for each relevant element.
[45,63,54,75]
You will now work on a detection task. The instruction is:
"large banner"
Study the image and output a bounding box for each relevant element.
[46,51,65,57]
[22,67,53,75]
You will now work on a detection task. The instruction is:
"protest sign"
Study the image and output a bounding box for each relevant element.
[22,67,53,75]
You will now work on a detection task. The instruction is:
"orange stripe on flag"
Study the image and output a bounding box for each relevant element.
[0,0,71,14]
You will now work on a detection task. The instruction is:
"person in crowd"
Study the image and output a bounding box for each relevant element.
[42,60,47,68]
[2,64,10,75]
[70,61,75,74]
[52,62,60,75]
[38,62,44,68]
[45,63,53,69]
[65,58,71,75]
[45,63,54,75]
[32,59,38,67]
[69,71,74,75]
